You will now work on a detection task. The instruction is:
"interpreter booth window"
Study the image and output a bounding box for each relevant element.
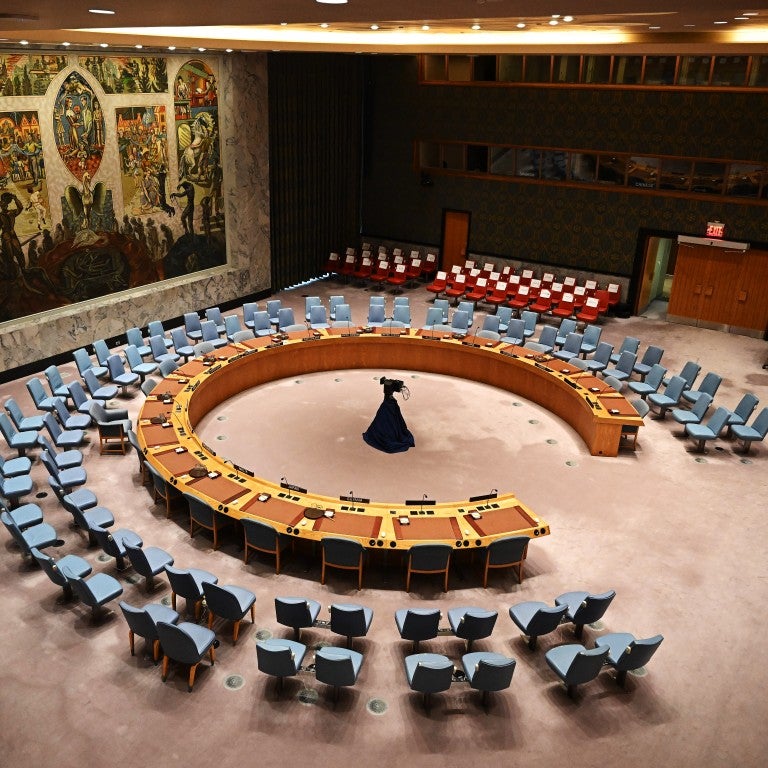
[660,159,692,191]
[541,151,568,180]
[583,55,611,84]
[419,141,441,169]
[613,56,643,84]
[570,153,597,183]
[490,147,516,176]
[524,56,551,83]
[473,55,497,82]
[515,149,541,178]
[553,55,580,84]
[447,56,472,82]
[711,56,748,86]
[498,55,524,82]
[679,56,712,86]
[466,145,489,173]
[597,155,628,185]
[691,162,725,195]
[748,56,768,86]
[627,157,660,189]
[442,144,465,170]
[422,55,446,81]
[644,57,676,85]
[726,163,764,198]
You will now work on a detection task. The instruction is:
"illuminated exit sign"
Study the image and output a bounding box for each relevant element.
[706,221,725,238]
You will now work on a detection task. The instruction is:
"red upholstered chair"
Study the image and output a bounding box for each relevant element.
[572,285,587,312]
[529,289,553,316]
[576,296,601,324]
[552,292,576,319]
[486,280,509,308]
[324,252,341,274]
[406,258,422,286]
[387,263,408,291]
[426,270,448,296]
[352,256,373,283]
[369,260,391,287]
[595,289,611,316]
[541,272,555,289]
[519,269,534,286]
[339,253,357,278]
[527,278,542,302]
[584,279,598,297]
[607,283,622,307]
[422,252,439,279]
[509,284,532,312]
[550,282,564,306]
[465,276,488,304]
[444,273,467,302]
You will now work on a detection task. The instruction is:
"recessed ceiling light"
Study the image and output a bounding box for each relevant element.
[320,23,329,28]
[198,47,206,51]
[370,24,379,30]
[649,26,661,30]
[684,24,696,27]
[563,16,574,22]
[516,22,526,29]
[471,23,481,30]
[89,8,115,14]
[743,12,759,16]
[225,48,233,53]
[168,45,176,50]
[19,39,28,45]
[551,14,561,19]
[549,19,559,26]
[734,16,749,20]
[135,44,143,49]
[280,22,287,26]
[421,25,430,31]
[714,20,728,24]
[62,41,70,47]
[99,42,109,48]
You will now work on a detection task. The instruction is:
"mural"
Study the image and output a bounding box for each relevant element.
[0,57,228,324]
[169,59,225,276]
[0,54,68,97]
[78,56,168,94]
[53,72,106,182]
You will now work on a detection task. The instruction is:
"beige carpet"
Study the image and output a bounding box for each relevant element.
[1,280,767,768]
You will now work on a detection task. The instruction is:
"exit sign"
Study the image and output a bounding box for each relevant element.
[706,221,725,238]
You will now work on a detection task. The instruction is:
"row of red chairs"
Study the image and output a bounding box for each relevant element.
[325,248,439,287]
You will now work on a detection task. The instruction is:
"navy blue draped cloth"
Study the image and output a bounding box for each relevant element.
[363,395,415,453]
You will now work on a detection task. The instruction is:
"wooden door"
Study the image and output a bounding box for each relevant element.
[637,236,661,312]
[731,248,768,331]
[441,210,470,272]
[667,244,709,319]
[696,248,742,325]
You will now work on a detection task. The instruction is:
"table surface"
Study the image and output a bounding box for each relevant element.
[137,326,640,551]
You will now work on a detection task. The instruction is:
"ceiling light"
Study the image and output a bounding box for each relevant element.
[62,41,70,47]
[19,39,28,45]
[549,19,559,26]
[225,48,233,53]
[371,24,379,30]
[135,44,143,49]
[198,47,206,51]
[734,16,749,20]
[649,26,661,30]
[280,22,287,26]
[89,8,115,14]
[563,16,574,22]
[684,24,696,27]
[422,25,430,31]
[551,14,561,19]
[516,22,526,29]
[168,45,176,50]
[714,21,728,24]
[471,24,481,30]
[320,23,329,28]
[742,12,759,16]
[99,42,109,48]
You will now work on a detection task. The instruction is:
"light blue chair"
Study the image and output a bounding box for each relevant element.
[580,324,602,356]
[309,304,330,329]
[633,345,665,379]
[277,307,297,331]
[404,652,454,710]
[202,581,256,645]
[242,302,259,329]
[545,643,609,697]
[685,406,731,452]
[157,620,217,692]
[251,311,274,337]
[663,360,700,390]
[433,298,450,323]
[266,299,282,325]
[726,393,759,432]
[165,565,218,619]
[609,335,640,364]
[315,646,364,702]
[509,600,569,650]
[275,596,321,640]
[256,638,307,694]
[520,309,538,338]
[330,603,374,649]
[555,317,577,348]
[26,377,58,412]
[205,307,227,334]
[183,311,203,341]
[1,510,57,557]
[126,327,152,358]
[627,363,667,399]
[367,303,386,328]
[200,320,227,348]
[149,334,180,365]
[119,600,180,664]
[328,295,345,321]
[148,320,173,348]
[60,564,123,620]
[42,412,85,448]
[125,344,160,381]
[30,546,92,601]
[224,314,244,342]
[594,632,664,688]
[601,350,637,382]
[496,305,513,334]
[671,392,713,431]
[305,296,322,321]
[450,309,470,336]
[584,341,614,373]
[44,364,72,400]
[92,339,111,367]
[731,407,768,454]
[106,354,139,395]
[461,651,516,708]
[0,412,38,455]
[73,347,108,380]
[552,332,583,362]
[82,368,118,401]
[124,541,174,591]
[395,607,441,652]
[555,589,616,638]
[648,375,687,419]
[524,325,557,354]
[447,607,497,651]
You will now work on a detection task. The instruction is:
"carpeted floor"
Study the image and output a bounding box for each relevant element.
[1,280,767,768]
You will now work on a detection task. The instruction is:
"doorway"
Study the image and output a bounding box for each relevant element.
[636,235,677,317]
[440,209,470,272]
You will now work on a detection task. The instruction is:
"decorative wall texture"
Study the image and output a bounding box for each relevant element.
[0,51,269,372]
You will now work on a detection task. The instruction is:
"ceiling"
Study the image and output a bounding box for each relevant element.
[2,2,768,54]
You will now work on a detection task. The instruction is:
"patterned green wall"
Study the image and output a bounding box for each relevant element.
[361,56,768,276]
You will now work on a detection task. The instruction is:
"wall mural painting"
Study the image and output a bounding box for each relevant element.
[53,72,106,182]
[78,56,168,94]
[0,54,68,97]
[170,59,225,277]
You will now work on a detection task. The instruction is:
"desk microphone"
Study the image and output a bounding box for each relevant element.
[305,321,312,340]
[224,458,240,480]
[385,317,394,337]
[343,319,353,337]
[421,492,428,513]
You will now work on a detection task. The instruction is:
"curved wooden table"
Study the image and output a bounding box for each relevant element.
[137,327,639,552]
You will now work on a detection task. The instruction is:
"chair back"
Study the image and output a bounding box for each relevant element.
[750,407,768,437]
[582,324,602,347]
[613,635,664,672]
[663,375,686,402]
[89,524,123,558]
[165,566,205,601]
[184,312,202,334]
[521,310,537,333]
[557,318,577,340]
[433,299,450,321]
[315,647,360,687]
[615,351,637,375]
[570,590,616,625]
[592,342,613,365]
[30,547,70,588]
[73,348,94,376]
[147,320,166,339]
[618,336,640,356]
[537,325,557,348]
[450,310,469,333]
[689,393,713,420]
[125,542,152,576]
[4,398,26,430]
[309,305,329,326]
[275,597,316,628]
[120,601,160,641]
[409,544,452,571]
[93,339,110,366]
[705,406,731,436]
[505,320,527,343]
[410,657,454,694]
[367,304,385,325]
[453,608,497,641]
[526,604,569,637]
[186,494,215,527]
[562,332,583,355]
[677,361,701,389]
[42,412,63,442]
[242,517,279,551]
[731,393,759,424]
[26,377,50,408]
[149,335,168,360]
[330,604,370,638]
[44,365,66,394]
[39,450,59,481]
[392,305,410,325]
[206,307,224,327]
[81,368,101,396]
[397,608,441,642]
[252,311,272,334]
[156,621,206,665]
[639,345,664,367]
[322,537,364,567]
[471,656,516,692]
[423,307,444,328]
[482,314,500,334]
[564,646,610,686]
[52,397,71,427]
[256,641,301,676]
[334,304,352,324]
[266,299,282,321]
[124,345,142,370]
[0,412,18,443]
[304,296,322,319]
[59,569,98,607]
[225,315,242,338]
[242,302,258,326]
[200,320,219,343]
[202,581,241,620]
[487,535,528,566]
[644,364,667,391]
[277,307,295,329]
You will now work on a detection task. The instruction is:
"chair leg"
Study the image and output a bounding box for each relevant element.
[188,661,199,692]
[232,619,241,645]
[152,639,161,664]
[128,629,135,656]
[171,592,177,611]
[161,655,170,681]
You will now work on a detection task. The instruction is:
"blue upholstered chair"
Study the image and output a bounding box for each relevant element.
[26,377,58,412]
[552,332,583,362]
[0,412,39,455]
[73,347,108,380]
[627,364,667,399]
[321,537,365,590]
[251,311,274,337]
[481,535,529,587]
[554,318,578,348]
[183,311,203,341]
[164,565,218,619]
[509,600,569,650]
[685,406,731,452]
[5,397,44,431]
[663,360,700,390]
[119,600,180,663]
[42,412,85,448]
[148,320,173,349]
[224,314,244,342]
[203,581,256,644]
[126,327,152,358]
[544,643,610,697]
[314,646,364,701]
[461,651,516,707]
[633,345,664,379]
[200,319,227,349]
[594,632,664,687]
[124,344,159,381]
[52,396,90,431]
[125,541,174,591]
[395,608,441,653]
[671,393,713,431]
[447,606,497,651]
[275,596,321,641]
[648,375,686,419]
[256,638,307,694]
[404,652,454,710]
[524,325,557,354]
[726,393,759,433]
[89,524,143,571]
[1,510,58,558]
[609,336,640,364]
[584,341,614,373]
[170,328,195,363]
[242,518,291,573]
[501,318,526,346]
[82,368,118,401]
[205,306,226,334]
[242,301,259,328]
[406,543,452,592]
[157,620,217,692]
[681,371,722,407]
[580,324,602,356]
[60,564,123,620]
[555,589,616,638]
[329,603,374,649]
[731,407,768,454]
[30,546,92,601]
[602,350,637,382]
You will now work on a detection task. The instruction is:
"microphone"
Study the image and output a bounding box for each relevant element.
[224,458,239,480]
[305,321,312,340]
[421,492,428,513]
